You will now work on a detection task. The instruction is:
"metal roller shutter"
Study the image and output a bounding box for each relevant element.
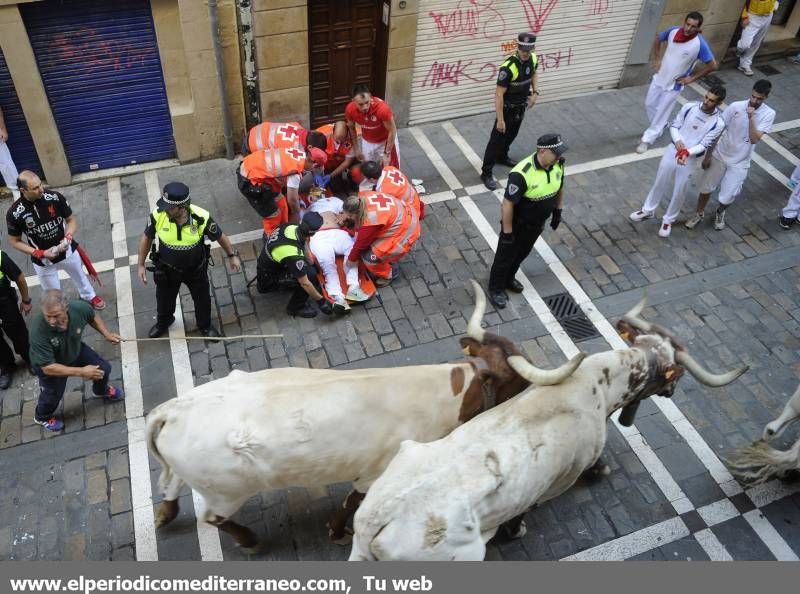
[0,48,42,180]
[409,0,646,124]
[21,0,175,173]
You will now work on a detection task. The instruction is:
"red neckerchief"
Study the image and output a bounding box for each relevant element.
[673,28,701,43]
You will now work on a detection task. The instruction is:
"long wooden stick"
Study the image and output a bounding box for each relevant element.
[121,334,283,342]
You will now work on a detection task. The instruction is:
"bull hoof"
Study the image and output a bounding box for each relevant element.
[328,524,354,545]
[155,500,179,528]
[240,540,265,555]
[504,520,526,539]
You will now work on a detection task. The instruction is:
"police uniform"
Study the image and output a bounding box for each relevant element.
[481,32,539,188]
[0,250,30,388]
[255,213,332,318]
[488,134,567,308]
[144,183,223,337]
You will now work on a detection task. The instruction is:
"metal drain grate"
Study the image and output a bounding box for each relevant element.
[757,64,781,76]
[543,292,601,342]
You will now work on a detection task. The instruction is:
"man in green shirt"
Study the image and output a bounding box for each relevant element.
[30,289,123,432]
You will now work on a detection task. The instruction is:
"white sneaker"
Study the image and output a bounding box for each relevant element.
[658,222,672,238]
[332,296,351,315]
[629,209,654,222]
[738,65,754,76]
[684,212,704,229]
[345,286,370,302]
[636,142,649,154]
[714,209,726,230]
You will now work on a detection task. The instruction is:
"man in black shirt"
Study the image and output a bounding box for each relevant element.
[481,32,540,191]
[6,171,105,309]
[137,182,241,338]
[0,249,32,389]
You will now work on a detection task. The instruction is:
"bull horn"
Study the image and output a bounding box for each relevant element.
[467,279,486,343]
[507,352,587,386]
[621,295,681,344]
[674,351,748,387]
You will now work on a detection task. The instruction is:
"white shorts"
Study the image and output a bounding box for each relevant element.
[362,138,400,168]
[697,156,748,206]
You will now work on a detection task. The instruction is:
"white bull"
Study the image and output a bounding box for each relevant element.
[726,384,800,484]
[349,299,748,561]
[145,281,583,551]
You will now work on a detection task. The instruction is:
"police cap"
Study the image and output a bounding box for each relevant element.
[536,133,568,157]
[300,211,324,235]
[157,182,191,211]
[517,32,537,52]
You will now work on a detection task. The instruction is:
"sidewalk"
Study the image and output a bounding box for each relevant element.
[1,57,799,561]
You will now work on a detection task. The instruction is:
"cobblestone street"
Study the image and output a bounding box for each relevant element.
[1,58,800,561]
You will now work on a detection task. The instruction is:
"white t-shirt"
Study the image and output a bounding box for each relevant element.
[286,173,301,189]
[713,100,775,168]
[653,28,714,90]
[306,196,343,215]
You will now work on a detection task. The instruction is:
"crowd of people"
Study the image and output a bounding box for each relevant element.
[0,8,798,434]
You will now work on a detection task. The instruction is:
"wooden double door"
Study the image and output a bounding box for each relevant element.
[308,0,389,128]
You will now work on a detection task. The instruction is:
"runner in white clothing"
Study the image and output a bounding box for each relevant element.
[686,79,775,231]
[630,84,726,238]
[637,12,717,154]
[303,191,366,313]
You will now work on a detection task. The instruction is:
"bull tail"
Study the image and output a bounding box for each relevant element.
[145,403,176,494]
[725,438,800,485]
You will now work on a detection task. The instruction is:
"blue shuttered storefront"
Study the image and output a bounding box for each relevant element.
[21,0,175,173]
[0,48,42,180]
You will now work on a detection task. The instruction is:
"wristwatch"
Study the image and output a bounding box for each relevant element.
[227,250,240,258]
[21,298,32,304]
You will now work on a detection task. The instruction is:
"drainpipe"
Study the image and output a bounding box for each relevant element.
[208,0,234,159]
[235,0,260,128]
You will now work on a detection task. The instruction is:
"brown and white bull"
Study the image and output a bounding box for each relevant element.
[145,281,584,551]
[726,384,800,484]
[348,299,749,561]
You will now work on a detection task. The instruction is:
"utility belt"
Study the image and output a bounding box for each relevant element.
[236,169,280,218]
[148,243,210,281]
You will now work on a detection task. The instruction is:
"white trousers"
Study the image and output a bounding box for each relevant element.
[0,140,19,190]
[781,185,800,219]
[697,156,749,206]
[791,164,800,185]
[309,229,359,299]
[33,246,96,300]
[360,138,401,190]
[642,146,700,224]
[738,13,773,69]
[641,80,681,145]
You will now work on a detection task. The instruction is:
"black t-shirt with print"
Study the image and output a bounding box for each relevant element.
[6,191,73,265]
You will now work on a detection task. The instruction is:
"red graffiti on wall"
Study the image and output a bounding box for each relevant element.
[581,0,613,30]
[422,47,574,89]
[519,0,560,34]
[428,0,507,41]
[52,28,156,73]
[422,60,497,88]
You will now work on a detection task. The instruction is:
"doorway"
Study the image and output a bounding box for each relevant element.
[308,0,389,128]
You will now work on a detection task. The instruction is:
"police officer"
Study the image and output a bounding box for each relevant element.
[255,211,333,319]
[487,134,567,309]
[137,182,241,338]
[480,32,540,191]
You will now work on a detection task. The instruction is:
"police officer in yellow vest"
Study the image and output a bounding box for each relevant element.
[481,32,540,191]
[137,182,241,338]
[256,212,333,319]
[488,134,567,308]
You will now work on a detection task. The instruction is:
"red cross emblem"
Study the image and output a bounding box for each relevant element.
[387,170,404,185]
[277,124,298,140]
[286,148,305,160]
[368,193,393,211]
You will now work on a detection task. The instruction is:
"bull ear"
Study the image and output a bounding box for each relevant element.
[460,337,482,356]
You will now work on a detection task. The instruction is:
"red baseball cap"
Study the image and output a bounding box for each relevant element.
[309,147,328,167]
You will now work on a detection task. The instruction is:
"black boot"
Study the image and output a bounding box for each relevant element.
[148,318,174,339]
